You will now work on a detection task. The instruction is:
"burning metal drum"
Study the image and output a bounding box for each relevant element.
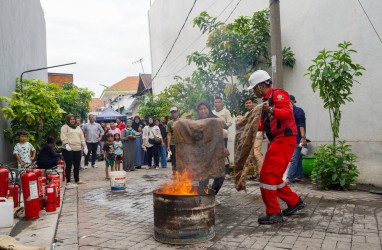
[153,187,215,244]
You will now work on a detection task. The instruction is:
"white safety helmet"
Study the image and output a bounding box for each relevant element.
[247,70,271,90]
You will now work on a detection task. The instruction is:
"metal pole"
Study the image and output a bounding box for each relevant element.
[19,62,76,93]
[270,0,283,89]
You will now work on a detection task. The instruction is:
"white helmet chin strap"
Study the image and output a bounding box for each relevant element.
[257,84,262,93]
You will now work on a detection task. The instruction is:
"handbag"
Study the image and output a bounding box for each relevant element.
[148,136,161,144]
[148,127,161,144]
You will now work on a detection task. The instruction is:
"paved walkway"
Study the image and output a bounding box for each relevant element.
[54,163,382,250]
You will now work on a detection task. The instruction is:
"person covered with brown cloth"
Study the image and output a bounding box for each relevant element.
[197,101,228,206]
[245,70,306,224]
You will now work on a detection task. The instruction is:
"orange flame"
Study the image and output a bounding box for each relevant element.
[158,170,198,195]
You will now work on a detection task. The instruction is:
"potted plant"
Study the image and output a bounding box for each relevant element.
[305,41,365,190]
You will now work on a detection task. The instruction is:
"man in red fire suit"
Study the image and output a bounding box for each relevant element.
[247,70,305,225]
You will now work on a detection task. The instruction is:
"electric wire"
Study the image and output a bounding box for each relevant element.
[155,0,236,75]
[357,0,382,44]
[155,0,239,79]
[224,0,243,22]
[150,0,220,53]
[150,0,198,82]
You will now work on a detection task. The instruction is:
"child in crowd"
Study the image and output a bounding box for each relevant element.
[103,133,115,179]
[13,130,36,170]
[113,133,123,171]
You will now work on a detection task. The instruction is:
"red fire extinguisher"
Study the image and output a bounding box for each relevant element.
[39,176,46,210]
[48,174,60,207]
[0,166,9,198]
[45,183,57,212]
[57,160,65,182]
[32,169,44,210]
[21,170,40,220]
[7,184,19,208]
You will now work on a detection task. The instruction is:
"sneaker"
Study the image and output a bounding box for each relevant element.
[76,181,86,184]
[285,178,294,184]
[258,213,284,225]
[215,198,221,206]
[225,174,231,180]
[84,165,88,169]
[144,166,150,170]
[155,166,160,170]
[66,183,77,189]
[282,197,306,216]
[294,177,304,182]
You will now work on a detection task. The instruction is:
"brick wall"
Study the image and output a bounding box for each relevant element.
[48,73,73,88]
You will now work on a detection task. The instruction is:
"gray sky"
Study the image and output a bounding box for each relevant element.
[40,0,152,97]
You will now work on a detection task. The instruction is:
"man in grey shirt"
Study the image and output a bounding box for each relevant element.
[83,114,104,168]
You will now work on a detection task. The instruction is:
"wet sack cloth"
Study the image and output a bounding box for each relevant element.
[174,118,225,180]
[234,103,264,191]
[0,235,44,250]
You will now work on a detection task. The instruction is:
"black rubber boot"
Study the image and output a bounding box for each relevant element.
[282,197,306,216]
[258,213,284,225]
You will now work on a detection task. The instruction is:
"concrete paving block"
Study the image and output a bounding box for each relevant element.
[282,235,298,244]
[351,243,382,250]
[336,241,351,249]
[238,237,257,248]
[366,236,381,244]
[266,241,293,249]
[269,235,285,243]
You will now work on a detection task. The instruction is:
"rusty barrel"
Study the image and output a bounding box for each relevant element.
[153,187,215,244]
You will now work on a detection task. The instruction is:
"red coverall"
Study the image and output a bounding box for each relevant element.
[258,88,300,215]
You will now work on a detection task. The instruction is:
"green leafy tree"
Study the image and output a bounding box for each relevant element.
[0,79,65,149]
[57,82,93,122]
[138,78,211,119]
[137,94,171,119]
[159,78,211,115]
[186,10,295,115]
[305,41,365,190]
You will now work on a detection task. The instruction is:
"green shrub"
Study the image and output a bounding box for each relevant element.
[311,140,359,190]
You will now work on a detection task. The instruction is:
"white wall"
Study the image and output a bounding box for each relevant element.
[149,0,382,186]
[0,0,47,164]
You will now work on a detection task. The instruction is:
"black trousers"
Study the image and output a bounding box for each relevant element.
[199,177,225,195]
[85,142,98,166]
[147,143,160,167]
[170,145,176,171]
[37,157,61,169]
[62,149,82,183]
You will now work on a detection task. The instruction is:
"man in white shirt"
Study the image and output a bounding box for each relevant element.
[82,114,104,168]
[212,96,233,179]
[212,96,233,128]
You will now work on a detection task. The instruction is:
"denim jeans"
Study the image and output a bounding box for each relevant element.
[160,142,167,168]
[287,146,303,181]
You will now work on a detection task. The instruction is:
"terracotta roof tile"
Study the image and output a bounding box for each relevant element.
[110,76,139,90]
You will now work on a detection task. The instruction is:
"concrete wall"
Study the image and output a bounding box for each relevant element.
[0,0,47,164]
[149,0,382,186]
